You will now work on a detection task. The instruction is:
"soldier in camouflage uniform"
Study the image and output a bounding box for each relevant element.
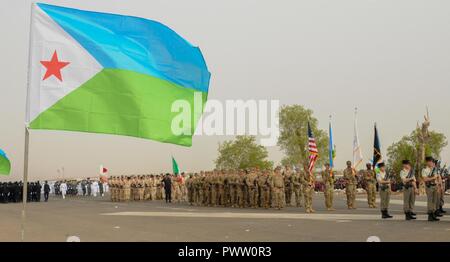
[257,170,271,209]
[343,161,357,209]
[363,163,377,208]
[303,166,315,213]
[109,177,116,202]
[217,171,225,206]
[186,174,194,205]
[245,168,259,208]
[321,163,335,211]
[271,167,285,210]
[291,169,303,207]
[283,166,293,206]
[138,176,145,200]
[118,177,125,202]
[210,172,218,206]
[236,170,246,208]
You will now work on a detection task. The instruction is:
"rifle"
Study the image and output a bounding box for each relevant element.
[406,167,418,193]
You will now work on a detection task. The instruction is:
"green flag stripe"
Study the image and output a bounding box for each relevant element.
[0,155,11,175]
[30,68,208,146]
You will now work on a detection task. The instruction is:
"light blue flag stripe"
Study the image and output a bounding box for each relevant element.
[37,3,211,93]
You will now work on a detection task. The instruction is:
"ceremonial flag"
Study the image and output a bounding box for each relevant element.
[0,149,11,175]
[99,165,108,174]
[328,118,335,168]
[307,122,319,173]
[352,109,363,169]
[26,3,210,146]
[373,123,382,168]
[172,157,180,175]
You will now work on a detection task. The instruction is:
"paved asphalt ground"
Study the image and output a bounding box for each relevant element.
[0,192,449,242]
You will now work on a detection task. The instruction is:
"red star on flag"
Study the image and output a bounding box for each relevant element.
[40,50,70,81]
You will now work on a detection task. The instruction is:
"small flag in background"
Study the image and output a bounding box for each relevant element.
[172,157,180,175]
[328,117,335,168]
[373,123,382,168]
[307,122,319,173]
[352,108,364,169]
[100,165,108,174]
[0,149,11,175]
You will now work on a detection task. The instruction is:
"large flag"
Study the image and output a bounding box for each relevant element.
[352,109,363,169]
[172,157,180,175]
[307,122,319,173]
[373,123,382,167]
[0,149,11,175]
[26,3,210,146]
[328,118,335,168]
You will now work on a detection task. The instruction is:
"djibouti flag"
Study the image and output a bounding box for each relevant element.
[0,149,11,175]
[26,3,210,146]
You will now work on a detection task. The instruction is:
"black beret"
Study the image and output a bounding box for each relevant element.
[402,160,411,165]
[425,156,434,162]
[378,162,385,168]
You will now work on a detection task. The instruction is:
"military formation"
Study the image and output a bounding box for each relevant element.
[184,166,317,212]
[107,157,448,222]
[108,174,186,202]
[0,181,48,203]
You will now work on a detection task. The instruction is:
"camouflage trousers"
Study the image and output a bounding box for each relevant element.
[119,188,124,201]
[110,188,116,201]
[248,187,258,208]
[144,187,151,200]
[272,187,284,209]
[303,185,313,211]
[324,185,333,209]
[210,186,217,206]
[293,186,302,207]
[138,188,144,200]
[216,186,225,206]
[260,188,270,209]
[366,183,377,207]
[345,184,356,208]
[285,187,292,206]
[230,187,238,207]
[237,188,244,208]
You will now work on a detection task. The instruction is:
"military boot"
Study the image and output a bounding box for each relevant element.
[428,212,439,221]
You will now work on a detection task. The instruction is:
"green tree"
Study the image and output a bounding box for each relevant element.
[387,130,447,176]
[215,135,273,170]
[277,105,328,168]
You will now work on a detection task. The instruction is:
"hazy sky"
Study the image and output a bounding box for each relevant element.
[1,0,449,181]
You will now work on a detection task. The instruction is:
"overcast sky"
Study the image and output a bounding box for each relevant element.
[1,0,449,181]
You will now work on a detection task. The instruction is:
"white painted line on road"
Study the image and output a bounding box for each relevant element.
[356,198,450,208]
[100,211,450,222]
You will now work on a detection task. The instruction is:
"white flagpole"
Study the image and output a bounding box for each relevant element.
[21,3,35,241]
[21,127,30,242]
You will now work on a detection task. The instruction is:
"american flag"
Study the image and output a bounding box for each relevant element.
[308,122,319,173]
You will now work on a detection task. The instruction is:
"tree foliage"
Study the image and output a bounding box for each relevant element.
[215,136,273,170]
[387,129,447,176]
[277,105,328,168]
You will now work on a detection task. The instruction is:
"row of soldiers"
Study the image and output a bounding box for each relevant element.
[186,166,319,212]
[108,174,186,202]
[342,157,447,221]
[0,181,46,203]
